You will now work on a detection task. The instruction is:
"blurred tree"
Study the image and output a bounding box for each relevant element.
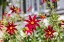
[0,0,9,16]
[0,0,2,5]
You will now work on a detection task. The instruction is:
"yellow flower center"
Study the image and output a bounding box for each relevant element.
[48,31,51,34]
[31,21,34,24]
[25,27,29,30]
[10,27,13,30]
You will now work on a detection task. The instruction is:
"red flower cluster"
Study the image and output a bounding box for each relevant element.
[25,15,41,35]
[44,25,56,40]
[10,5,21,13]
[6,22,17,35]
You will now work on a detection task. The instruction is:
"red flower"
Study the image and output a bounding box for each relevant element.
[44,25,56,40]
[27,6,32,12]
[25,15,41,31]
[15,8,21,13]
[10,5,21,13]
[10,5,16,13]
[25,27,32,35]
[6,22,17,35]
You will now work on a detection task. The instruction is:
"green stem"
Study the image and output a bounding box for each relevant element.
[33,32,35,42]
[32,32,36,42]
[26,36,28,42]
[47,39,49,42]
[28,36,29,42]
[57,26,61,42]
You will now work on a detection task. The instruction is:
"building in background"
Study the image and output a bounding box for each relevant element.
[0,0,64,18]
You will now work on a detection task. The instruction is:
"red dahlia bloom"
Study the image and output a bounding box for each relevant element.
[10,5,21,13]
[6,22,17,35]
[25,27,32,35]
[25,15,41,31]
[10,5,16,13]
[44,25,56,40]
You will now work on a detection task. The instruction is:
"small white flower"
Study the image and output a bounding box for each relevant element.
[60,36,63,39]
[43,18,49,26]
[57,6,60,9]
[38,38,40,40]
[32,8,34,13]
[29,39,31,41]
[53,32,58,36]
[58,15,64,20]
[9,3,12,6]
[35,34,38,37]
[7,10,12,14]
[39,39,41,42]
[20,30,25,37]
[16,4,19,7]
[44,10,50,13]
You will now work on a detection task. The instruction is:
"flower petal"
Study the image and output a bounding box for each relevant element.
[24,20,30,23]
[29,15,32,21]
[35,20,41,22]
[48,25,53,31]
[44,29,48,32]
[45,33,49,39]
[33,15,36,21]
[13,28,17,30]
[35,23,40,27]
